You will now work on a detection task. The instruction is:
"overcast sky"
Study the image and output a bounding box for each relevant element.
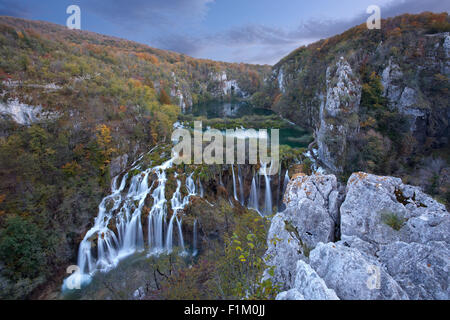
[0,0,448,65]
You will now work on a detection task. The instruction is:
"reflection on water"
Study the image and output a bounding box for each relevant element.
[186,101,313,149]
[191,101,273,119]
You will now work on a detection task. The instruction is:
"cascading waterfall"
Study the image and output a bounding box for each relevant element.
[248,174,259,214]
[193,219,198,256]
[165,180,181,253]
[231,164,238,201]
[63,145,286,292]
[238,164,245,206]
[63,154,196,291]
[186,173,196,196]
[276,169,281,210]
[262,162,273,216]
[198,178,204,198]
[282,170,290,196]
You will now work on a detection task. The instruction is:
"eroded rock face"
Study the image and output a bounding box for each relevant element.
[0,98,59,125]
[382,59,403,103]
[283,173,338,247]
[282,260,339,300]
[270,171,450,300]
[341,172,450,246]
[110,154,129,178]
[317,58,361,173]
[264,173,340,289]
[379,241,450,300]
[276,289,305,300]
[309,242,409,300]
[263,212,303,290]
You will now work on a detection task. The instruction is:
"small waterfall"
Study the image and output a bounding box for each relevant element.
[238,164,245,206]
[63,154,196,291]
[276,169,281,210]
[185,173,196,197]
[176,216,185,254]
[282,170,290,196]
[198,178,204,198]
[248,174,260,215]
[219,171,224,187]
[231,164,238,201]
[165,180,182,253]
[262,162,272,216]
[148,161,172,253]
[193,219,198,256]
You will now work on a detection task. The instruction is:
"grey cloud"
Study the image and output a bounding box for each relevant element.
[82,0,214,31]
[294,0,450,40]
[160,0,449,64]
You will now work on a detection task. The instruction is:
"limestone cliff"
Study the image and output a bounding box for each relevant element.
[265,172,450,300]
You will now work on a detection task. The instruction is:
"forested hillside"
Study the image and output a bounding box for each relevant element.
[259,12,449,205]
[0,16,269,298]
[0,12,449,300]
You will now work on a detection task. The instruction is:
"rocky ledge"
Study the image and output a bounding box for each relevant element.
[264,172,450,300]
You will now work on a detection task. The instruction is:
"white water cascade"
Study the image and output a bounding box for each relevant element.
[63,155,196,291]
[248,174,259,214]
[262,162,273,216]
[231,164,238,201]
[282,170,290,196]
[198,178,204,198]
[238,165,245,206]
[193,219,198,256]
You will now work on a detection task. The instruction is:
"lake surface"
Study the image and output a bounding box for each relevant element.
[187,101,313,149]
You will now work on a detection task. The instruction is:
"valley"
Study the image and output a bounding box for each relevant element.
[0,12,449,300]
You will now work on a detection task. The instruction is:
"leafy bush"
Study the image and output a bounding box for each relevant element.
[0,216,48,280]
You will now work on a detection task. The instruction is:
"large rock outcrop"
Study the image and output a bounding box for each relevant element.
[379,241,450,300]
[275,260,339,300]
[317,58,361,173]
[264,173,340,290]
[341,172,450,246]
[309,242,408,300]
[268,172,450,300]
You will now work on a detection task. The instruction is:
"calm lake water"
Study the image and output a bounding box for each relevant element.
[187,101,313,149]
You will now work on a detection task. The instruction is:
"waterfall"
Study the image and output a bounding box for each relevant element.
[176,216,185,254]
[248,174,260,215]
[238,164,245,206]
[276,169,281,210]
[219,171,224,186]
[198,178,204,198]
[63,154,196,291]
[231,164,238,201]
[193,219,198,256]
[185,173,196,197]
[165,180,181,253]
[282,170,290,196]
[262,162,272,216]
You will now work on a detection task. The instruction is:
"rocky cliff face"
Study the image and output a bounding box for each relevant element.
[265,172,450,300]
[269,14,449,177]
[316,58,361,173]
